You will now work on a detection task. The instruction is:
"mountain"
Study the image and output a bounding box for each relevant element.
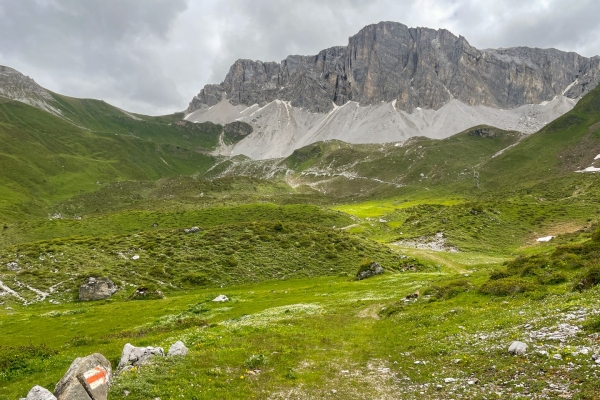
[0,66,261,218]
[186,21,600,159]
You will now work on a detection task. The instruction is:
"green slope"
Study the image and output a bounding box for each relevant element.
[0,99,220,219]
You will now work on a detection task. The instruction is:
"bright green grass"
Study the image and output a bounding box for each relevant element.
[3,265,600,399]
[331,197,464,219]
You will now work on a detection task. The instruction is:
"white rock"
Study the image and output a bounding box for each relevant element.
[23,386,56,400]
[167,341,189,357]
[444,378,456,383]
[131,255,140,260]
[508,341,528,355]
[212,294,229,302]
[117,343,164,371]
[553,354,562,360]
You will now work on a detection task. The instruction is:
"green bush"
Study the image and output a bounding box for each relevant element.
[423,279,471,299]
[182,272,210,286]
[244,354,268,370]
[538,271,568,285]
[489,269,511,280]
[573,266,600,291]
[479,278,537,296]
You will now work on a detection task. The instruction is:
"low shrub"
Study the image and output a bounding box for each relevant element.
[573,266,600,292]
[244,354,268,370]
[479,277,537,296]
[423,279,471,299]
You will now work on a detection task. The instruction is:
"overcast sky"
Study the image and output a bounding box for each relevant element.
[0,0,598,115]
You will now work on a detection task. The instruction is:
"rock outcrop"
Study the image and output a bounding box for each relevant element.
[188,22,600,115]
[78,277,118,301]
[54,353,111,400]
[117,343,165,372]
[356,262,384,280]
[0,66,62,116]
[168,341,189,357]
[185,22,600,160]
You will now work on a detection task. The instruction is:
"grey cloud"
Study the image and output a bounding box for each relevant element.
[0,0,598,115]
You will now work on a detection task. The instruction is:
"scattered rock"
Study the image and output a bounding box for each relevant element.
[6,261,19,271]
[405,291,419,300]
[356,262,384,280]
[131,255,140,260]
[184,226,201,234]
[78,277,117,301]
[129,286,165,300]
[21,385,56,400]
[553,354,563,360]
[467,378,480,385]
[508,341,528,356]
[117,343,165,372]
[444,378,456,383]
[54,353,111,400]
[212,294,229,302]
[168,341,189,357]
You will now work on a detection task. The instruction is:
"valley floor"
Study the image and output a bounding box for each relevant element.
[2,250,600,399]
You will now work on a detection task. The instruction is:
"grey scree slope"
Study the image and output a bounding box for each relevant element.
[186,21,600,160]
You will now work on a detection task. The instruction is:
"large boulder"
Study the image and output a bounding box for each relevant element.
[54,353,111,400]
[78,277,117,301]
[356,262,384,280]
[168,341,189,357]
[117,343,164,372]
[21,386,56,400]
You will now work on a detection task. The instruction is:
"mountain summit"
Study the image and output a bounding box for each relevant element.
[186,21,600,159]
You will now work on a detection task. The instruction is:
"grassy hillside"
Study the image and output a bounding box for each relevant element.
[0,99,224,219]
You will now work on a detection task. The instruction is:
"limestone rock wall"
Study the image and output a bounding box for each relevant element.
[188,22,600,114]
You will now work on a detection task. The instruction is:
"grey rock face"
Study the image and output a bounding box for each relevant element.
[22,385,57,400]
[356,262,384,280]
[188,22,600,114]
[508,341,528,355]
[78,277,117,301]
[54,353,111,400]
[168,341,189,357]
[117,343,165,372]
[0,65,61,115]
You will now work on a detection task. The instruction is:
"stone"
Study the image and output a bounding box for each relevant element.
[184,226,201,234]
[444,378,456,383]
[78,277,117,301]
[6,261,19,271]
[129,287,165,300]
[54,353,111,400]
[508,341,528,356]
[22,385,56,400]
[212,294,229,302]
[168,341,189,357]
[356,262,384,280]
[117,343,164,372]
[553,354,563,360]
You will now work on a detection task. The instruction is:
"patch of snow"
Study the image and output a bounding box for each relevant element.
[536,236,554,242]
[576,167,600,173]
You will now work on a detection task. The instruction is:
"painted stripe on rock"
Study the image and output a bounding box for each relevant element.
[83,366,108,390]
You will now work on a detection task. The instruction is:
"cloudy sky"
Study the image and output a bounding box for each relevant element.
[0,0,598,115]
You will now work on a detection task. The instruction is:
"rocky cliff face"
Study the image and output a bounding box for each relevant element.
[188,21,600,114]
[0,65,62,116]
